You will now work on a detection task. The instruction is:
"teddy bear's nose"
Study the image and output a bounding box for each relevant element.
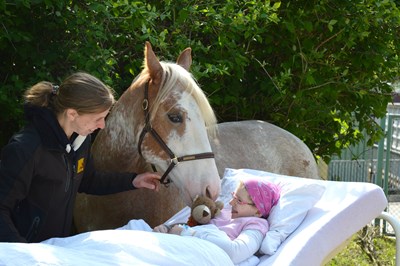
[202,209,210,217]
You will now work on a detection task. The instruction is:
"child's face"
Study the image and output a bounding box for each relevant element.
[229,184,261,219]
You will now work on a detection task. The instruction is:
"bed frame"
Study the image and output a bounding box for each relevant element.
[378,212,400,266]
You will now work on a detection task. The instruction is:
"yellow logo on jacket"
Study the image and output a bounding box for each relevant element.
[77,158,85,173]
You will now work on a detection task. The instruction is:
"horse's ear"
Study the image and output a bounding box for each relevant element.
[145,41,163,84]
[177,48,192,71]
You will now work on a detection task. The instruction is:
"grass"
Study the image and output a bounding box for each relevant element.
[326,227,396,266]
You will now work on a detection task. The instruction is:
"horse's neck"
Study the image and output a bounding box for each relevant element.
[92,89,149,173]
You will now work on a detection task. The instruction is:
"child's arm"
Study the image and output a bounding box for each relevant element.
[182,226,263,264]
[153,206,192,233]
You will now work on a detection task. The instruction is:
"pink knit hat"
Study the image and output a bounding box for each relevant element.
[244,179,281,218]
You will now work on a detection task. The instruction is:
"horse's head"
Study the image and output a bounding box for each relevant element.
[128,42,220,205]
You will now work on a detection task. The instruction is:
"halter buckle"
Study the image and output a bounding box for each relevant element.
[170,156,179,165]
[142,99,149,110]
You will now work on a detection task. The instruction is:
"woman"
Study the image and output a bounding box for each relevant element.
[154,178,280,264]
[0,72,160,243]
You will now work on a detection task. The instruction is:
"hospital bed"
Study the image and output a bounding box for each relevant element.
[0,168,395,266]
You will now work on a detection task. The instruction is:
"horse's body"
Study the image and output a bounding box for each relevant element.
[73,43,319,232]
[210,120,319,178]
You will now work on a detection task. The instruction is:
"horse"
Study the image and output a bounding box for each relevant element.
[74,42,220,231]
[73,42,319,232]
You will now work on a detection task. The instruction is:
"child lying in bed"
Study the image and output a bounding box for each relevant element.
[153,178,280,264]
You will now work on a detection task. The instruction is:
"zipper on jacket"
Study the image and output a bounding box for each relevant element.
[63,154,71,192]
[62,153,76,236]
[25,216,40,242]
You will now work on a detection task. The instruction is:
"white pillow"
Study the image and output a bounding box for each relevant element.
[218,168,326,255]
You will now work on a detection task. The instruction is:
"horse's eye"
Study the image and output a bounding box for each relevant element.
[168,113,183,123]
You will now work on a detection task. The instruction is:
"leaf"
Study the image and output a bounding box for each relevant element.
[272,2,281,9]
[328,19,338,32]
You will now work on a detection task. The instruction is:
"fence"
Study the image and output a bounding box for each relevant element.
[327,104,400,234]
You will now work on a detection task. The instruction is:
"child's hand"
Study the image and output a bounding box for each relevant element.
[169,224,184,235]
[153,224,169,233]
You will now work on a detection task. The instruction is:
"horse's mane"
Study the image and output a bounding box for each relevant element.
[143,61,217,136]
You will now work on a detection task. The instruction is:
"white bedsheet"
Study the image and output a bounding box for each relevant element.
[0,220,233,266]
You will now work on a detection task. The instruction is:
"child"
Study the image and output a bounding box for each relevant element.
[154,178,280,264]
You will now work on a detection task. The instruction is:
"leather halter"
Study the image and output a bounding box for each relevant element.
[137,80,215,185]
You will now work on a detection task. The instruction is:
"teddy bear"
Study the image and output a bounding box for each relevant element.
[187,195,224,226]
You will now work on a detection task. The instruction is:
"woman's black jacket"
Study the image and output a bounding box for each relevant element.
[0,106,135,242]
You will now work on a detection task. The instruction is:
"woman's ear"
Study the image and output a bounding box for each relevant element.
[66,109,78,121]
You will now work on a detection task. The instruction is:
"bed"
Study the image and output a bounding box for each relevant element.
[0,168,392,266]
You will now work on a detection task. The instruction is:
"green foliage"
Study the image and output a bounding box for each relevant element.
[264,1,400,160]
[1,0,400,161]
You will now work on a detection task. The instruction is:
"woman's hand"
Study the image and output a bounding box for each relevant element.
[132,172,161,191]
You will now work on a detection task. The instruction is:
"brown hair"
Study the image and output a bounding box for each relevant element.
[24,72,115,115]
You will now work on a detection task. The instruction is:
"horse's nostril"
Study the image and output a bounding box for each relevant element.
[205,186,214,200]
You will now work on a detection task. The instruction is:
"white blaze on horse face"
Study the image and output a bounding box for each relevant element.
[156,91,220,204]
